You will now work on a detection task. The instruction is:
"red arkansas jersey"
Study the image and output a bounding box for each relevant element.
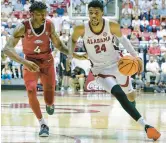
[22,19,52,59]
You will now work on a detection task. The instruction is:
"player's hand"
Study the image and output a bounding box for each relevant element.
[136,57,143,75]
[23,60,40,72]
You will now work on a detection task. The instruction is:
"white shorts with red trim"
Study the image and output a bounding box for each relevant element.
[92,63,134,94]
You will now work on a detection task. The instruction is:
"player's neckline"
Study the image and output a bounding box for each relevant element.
[89,19,105,35]
[29,19,46,37]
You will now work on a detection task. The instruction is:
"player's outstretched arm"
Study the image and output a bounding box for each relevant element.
[3,23,26,64]
[50,22,69,55]
[110,22,143,74]
[3,23,39,72]
[110,22,138,57]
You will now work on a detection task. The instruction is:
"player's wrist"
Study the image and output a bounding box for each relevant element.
[21,58,28,65]
[20,57,26,65]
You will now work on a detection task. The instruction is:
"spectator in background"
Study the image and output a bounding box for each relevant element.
[5,20,15,35]
[1,12,8,24]
[146,56,160,86]
[157,26,165,40]
[75,37,85,52]
[139,36,149,49]
[149,15,160,32]
[148,41,161,57]
[14,0,24,11]
[132,74,144,91]
[159,33,166,59]
[70,66,86,92]
[9,14,18,25]
[149,34,158,47]
[122,0,133,9]
[159,3,166,22]
[132,6,141,19]
[130,32,139,50]
[140,0,151,20]
[132,16,141,30]
[120,15,132,29]
[140,16,149,32]
[1,64,12,85]
[121,3,132,18]
[2,2,13,16]
[131,26,141,39]
[150,3,160,19]
[8,2,14,11]
[62,13,71,36]
[60,32,69,45]
[16,13,25,23]
[24,0,31,11]
[159,59,166,86]
[56,4,65,16]
[51,12,63,35]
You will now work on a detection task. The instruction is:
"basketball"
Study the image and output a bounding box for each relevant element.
[118,56,139,76]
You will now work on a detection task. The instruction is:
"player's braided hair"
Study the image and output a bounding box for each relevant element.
[88,0,103,11]
[29,1,47,12]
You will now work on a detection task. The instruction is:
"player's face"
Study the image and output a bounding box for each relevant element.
[32,9,47,25]
[88,7,103,26]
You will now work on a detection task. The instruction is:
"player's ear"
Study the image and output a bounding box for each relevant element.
[102,10,104,16]
[30,12,34,17]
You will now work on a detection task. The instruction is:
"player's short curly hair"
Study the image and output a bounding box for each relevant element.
[88,0,103,11]
[29,1,47,12]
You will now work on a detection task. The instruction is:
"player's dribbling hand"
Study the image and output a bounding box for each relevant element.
[136,57,143,75]
[23,60,40,72]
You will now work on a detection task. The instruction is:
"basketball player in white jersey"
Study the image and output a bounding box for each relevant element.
[71,0,161,141]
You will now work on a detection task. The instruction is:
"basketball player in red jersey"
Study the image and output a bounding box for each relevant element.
[71,1,161,141]
[3,2,71,137]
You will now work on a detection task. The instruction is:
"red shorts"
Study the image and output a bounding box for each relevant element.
[23,55,55,91]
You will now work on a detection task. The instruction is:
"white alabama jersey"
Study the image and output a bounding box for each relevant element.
[83,19,121,70]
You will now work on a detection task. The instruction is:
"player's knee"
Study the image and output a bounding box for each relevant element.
[111,85,128,103]
[127,91,136,102]
[111,85,124,96]
[26,81,37,92]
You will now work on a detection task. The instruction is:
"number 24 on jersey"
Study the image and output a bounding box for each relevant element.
[94,44,107,54]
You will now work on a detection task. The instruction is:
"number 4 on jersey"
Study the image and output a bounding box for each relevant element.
[34,46,41,54]
[94,44,106,54]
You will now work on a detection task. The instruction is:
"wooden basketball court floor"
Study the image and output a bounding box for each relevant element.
[1,90,166,143]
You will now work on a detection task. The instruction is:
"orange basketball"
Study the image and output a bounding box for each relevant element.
[118,56,139,76]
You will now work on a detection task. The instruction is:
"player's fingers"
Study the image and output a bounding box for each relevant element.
[27,68,36,72]
[31,62,39,68]
[31,63,40,72]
